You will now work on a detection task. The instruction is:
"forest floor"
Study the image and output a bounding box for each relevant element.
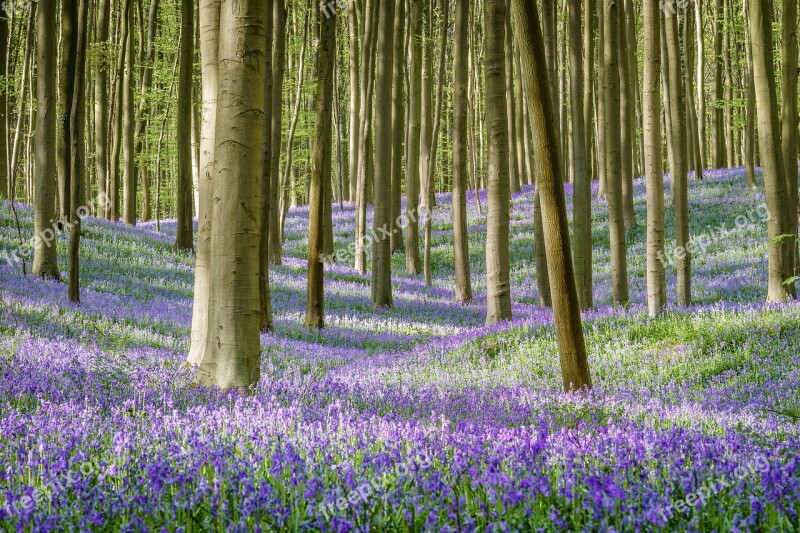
[0,168,798,531]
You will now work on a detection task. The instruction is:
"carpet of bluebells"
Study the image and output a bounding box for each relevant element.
[0,168,799,532]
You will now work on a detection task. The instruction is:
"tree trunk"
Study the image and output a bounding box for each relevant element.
[390,0,405,254]
[512,0,592,392]
[57,0,74,220]
[604,0,629,307]
[269,0,286,265]
[405,0,422,275]
[348,2,360,202]
[723,0,734,168]
[712,0,725,168]
[68,0,90,303]
[175,0,194,251]
[570,0,592,309]
[187,0,219,370]
[484,0,512,325]
[618,0,636,229]
[644,0,666,317]
[665,0,691,306]
[122,4,136,225]
[505,6,520,194]
[683,11,704,181]
[94,0,110,217]
[306,6,334,329]
[371,0,395,308]
[695,0,706,172]
[748,0,794,300]
[452,0,472,304]
[0,12,7,198]
[32,0,59,279]
[781,0,799,281]
[259,0,274,332]
[190,0,267,389]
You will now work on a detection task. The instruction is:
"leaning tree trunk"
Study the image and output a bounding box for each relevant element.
[175,0,194,251]
[512,0,593,392]
[190,0,267,389]
[644,0,666,317]
[604,0,629,307]
[748,0,794,301]
[452,0,473,304]
[305,6,334,330]
[32,0,60,279]
[484,0,512,325]
[569,0,592,310]
[371,0,395,308]
[665,2,691,306]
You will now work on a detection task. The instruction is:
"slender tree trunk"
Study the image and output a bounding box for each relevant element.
[781,0,799,280]
[122,5,136,225]
[513,0,592,392]
[68,0,90,304]
[371,0,395,308]
[390,0,405,254]
[418,2,433,284]
[723,0,734,168]
[595,0,606,199]
[259,0,274,332]
[94,0,110,217]
[452,0,472,304]
[484,0,512,325]
[695,0,706,172]
[405,0,422,275]
[743,4,757,190]
[33,0,59,279]
[109,1,131,222]
[583,0,594,191]
[665,0,691,306]
[57,0,74,220]
[618,0,636,229]
[175,0,194,251]
[269,0,286,265]
[134,0,160,222]
[191,0,267,389]
[644,0,666,317]
[505,6,520,194]
[306,6,334,329]
[712,0,725,168]
[0,12,7,198]
[683,11,704,181]
[570,0,592,309]
[348,2,360,202]
[604,0,629,307]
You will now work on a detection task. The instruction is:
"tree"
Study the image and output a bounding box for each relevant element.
[175,0,194,251]
[664,2,691,306]
[452,0,473,304]
[405,0,423,276]
[371,0,395,308]
[122,2,136,225]
[485,0,512,325]
[644,0,666,317]
[259,0,274,332]
[618,0,636,230]
[0,11,7,198]
[603,0,629,307]
[781,0,799,278]
[747,0,796,301]
[306,5,335,329]
[269,0,286,265]
[569,0,592,309]
[32,0,59,279]
[712,0,725,168]
[68,0,90,303]
[94,0,110,217]
[188,0,267,389]
[390,0,405,255]
[512,0,593,392]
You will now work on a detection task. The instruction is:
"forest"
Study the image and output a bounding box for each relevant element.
[0,0,799,530]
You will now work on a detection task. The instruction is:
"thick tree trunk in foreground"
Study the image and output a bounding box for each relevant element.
[33,0,60,279]
[306,7,334,329]
[748,0,795,301]
[191,0,267,389]
[187,0,220,370]
[644,0,666,317]
[512,0,592,392]
[452,0,473,304]
[484,0,512,325]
